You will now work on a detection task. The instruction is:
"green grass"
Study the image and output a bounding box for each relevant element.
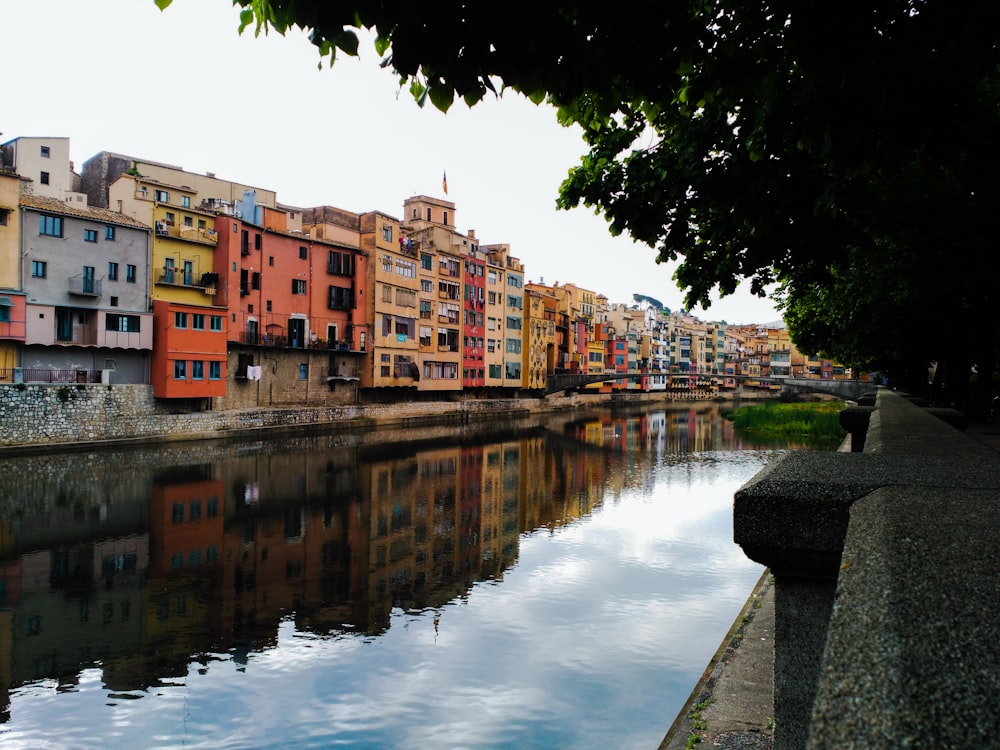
[723,400,847,439]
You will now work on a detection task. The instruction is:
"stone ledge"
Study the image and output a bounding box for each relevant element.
[809,485,1000,748]
[732,389,1000,749]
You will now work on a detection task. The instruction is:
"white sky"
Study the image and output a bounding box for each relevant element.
[2,0,782,325]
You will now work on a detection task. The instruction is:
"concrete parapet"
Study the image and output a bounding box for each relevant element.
[734,389,1000,749]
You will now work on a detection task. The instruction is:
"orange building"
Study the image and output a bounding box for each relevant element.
[149,299,228,399]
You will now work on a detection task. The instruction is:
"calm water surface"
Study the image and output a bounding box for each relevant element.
[0,404,835,749]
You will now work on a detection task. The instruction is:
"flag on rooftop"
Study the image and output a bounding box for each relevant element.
[442,170,448,195]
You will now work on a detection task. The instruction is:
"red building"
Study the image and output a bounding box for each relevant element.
[462,251,486,387]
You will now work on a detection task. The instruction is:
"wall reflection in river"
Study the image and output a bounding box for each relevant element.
[0,404,833,749]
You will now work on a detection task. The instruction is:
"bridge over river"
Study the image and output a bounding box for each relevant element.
[541,372,869,400]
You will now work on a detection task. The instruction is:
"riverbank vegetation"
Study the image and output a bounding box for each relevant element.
[724,401,847,440]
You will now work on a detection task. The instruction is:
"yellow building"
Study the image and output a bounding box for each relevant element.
[359,211,420,390]
[523,285,557,389]
[484,244,525,388]
[109,175,221,308]
[0,171,24,371]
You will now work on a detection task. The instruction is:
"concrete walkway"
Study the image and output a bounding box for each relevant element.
[659,571,775,750]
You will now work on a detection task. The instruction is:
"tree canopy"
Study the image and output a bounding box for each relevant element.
[157,0,1000,395]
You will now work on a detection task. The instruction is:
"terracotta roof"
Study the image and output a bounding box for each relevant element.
[19,193,150,230]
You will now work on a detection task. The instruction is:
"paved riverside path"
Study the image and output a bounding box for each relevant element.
[658,571,776,750]
[658,413,1000,750]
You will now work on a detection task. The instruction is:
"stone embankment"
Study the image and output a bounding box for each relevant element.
[0,383,599,452]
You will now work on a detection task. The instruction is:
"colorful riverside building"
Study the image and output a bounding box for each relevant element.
[463,241,487,390]
[1,136,153,382]
[210,197,367,408]
[482,244,525,388]
[0,170,26,373]
[397,195,527,394]
[402,195,476,394]
[108,171,227,400]
[358,209,419,392]
[523,283,558,390]
[16,192,154,382]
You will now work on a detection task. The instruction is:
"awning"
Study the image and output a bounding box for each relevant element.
[0,296,13,307]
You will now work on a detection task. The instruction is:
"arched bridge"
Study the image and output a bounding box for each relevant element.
[541,372,872,400]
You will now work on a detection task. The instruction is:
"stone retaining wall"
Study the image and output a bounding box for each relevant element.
[0,383,576,450]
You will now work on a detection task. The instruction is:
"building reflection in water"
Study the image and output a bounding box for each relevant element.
[0,405,797,720]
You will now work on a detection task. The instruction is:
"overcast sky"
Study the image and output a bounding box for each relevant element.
[3,0,782,324]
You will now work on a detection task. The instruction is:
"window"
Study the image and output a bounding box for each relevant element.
[382,224,393,242]
[299,364,308,380]
[104,226,116,241]
[181,196,191,208]
[328,285,353,310]
[84,229,98,242]
[292,279,306,295]
[31,260,47,278]
[183,216,193,227]
[328,250,355,276]
[154,190,169,202]
[108,262,119,281]
[395,259,416,278]
[210,315,223,331]
[110,296,118,307]
[173,360,187,379]
[164,212,175,225]
[208,361,222,380]
[439,257,460,277]
[192,361,205,380]
[438,302,460,324]
[174,312,188,329]
[39,214,62,237]
[126,264,137,283]
[0,307,9,324]
[40,145,50,158]
[106,314,140,333]
[299,246,308,259]
[192,313,205,330]
[269,256,274,267]
[421,253,433,271]
[254,233,262,250]
[40,171,50,185]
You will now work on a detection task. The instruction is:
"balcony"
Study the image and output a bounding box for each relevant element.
[238,331,357,352]
[155,221,219,245]
[156,271,218,295]
[67,275,101,297]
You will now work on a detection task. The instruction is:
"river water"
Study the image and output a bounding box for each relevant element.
[0,403,837,749]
